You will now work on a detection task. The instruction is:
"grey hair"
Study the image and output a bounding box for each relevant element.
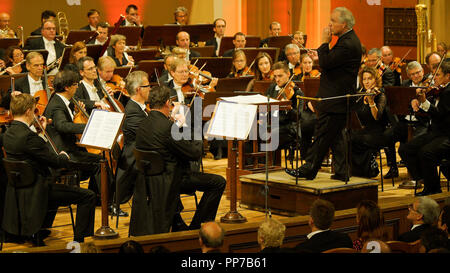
[174,6,188,15]
[258,218,286,248]
[417,197,440,225]
[125,70,149,96]
[368,48,381,58]
[333,7,355,29]
[406,61,423,73]
[285,43,300,52]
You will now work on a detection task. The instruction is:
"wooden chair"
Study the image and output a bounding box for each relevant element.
[322,247,358,253]
[386,239,422,253]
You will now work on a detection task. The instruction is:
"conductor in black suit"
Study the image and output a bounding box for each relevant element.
[293,199,352,253]
[129,85,225,236]
[25,20,65,75]
[286,7,362,181]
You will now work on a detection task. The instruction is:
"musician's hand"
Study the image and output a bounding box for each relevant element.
[416,88,426,103]
[209,77,218,89]
[307,50,319,62]
[366,95,375,105]
[59,151,70,160]
[78,101,86,113]
[308,101,315,112]
[127,56,135,66]
[321,25,332,44]
[94,101,110,110]
[411,99,420,112]
[173,113,186,126]
[105,86,115,97]
[38,115,48,131]
[5,67,15,75]
[11,91,22,97]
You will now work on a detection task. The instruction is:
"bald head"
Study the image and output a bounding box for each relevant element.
[381,46,394,65]
[0,13,11,29]
[199,221,225,253]
[176,31,190,49]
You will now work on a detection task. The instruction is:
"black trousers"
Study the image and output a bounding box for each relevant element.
[45,183,96,242]
[302,112,347,176]
[179,172,226,229]
[398,132,450,192]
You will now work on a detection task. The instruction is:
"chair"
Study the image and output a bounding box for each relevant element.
[378,147,395,192]
[386,239,422,253]
[322,247,358,253]
[133,148,165,206]
[414,158,450,195]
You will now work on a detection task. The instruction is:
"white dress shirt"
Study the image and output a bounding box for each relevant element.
[27,74,44,97]
[57,93,74,120]
[82,80,101,102]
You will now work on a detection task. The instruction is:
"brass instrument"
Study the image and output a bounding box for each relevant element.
[415,3,437,64]
[0,26,16,38]
[57,11,69,44]
[17,26,24,47]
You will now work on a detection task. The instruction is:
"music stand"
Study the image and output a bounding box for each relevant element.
[126,49,159,63]
[192,46,215,57]
[108,26,142,46]
[181,24,215,44]
[86,44,103,63]
[240,47,279,65]
[23,49,49,65]
[141,25,179,47]
[0,38,20,50]
[215,77,254,92]
[113,65,136,78]
[58,46,72,71]
[252,80,273,95]
[267,36,293,50]
[136,60,165,82]
[65,30,96,45]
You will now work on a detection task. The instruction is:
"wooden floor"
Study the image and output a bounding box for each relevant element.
[2,149,449,252]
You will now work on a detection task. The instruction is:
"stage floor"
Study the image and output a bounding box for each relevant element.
[2,151,449,252]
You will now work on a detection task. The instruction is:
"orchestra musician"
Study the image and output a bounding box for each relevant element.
[264,61,304,154]
[25,20,65,75]
[63,41,87,81]
[43,70,112,205]
[74,56,111,114]
[97,55,128,106]
[174,6,189,25]
[104,34,135,67]
[381,46,402,86]
[260,21,281,47]
[4,52,48,109]
[437,42,448,59]
[206,18,227,57]
[2,93,96,245]
[0,12,15,38]
[278,31,306,62]
[115,71,150,206]
[424,52,442,84]
[245,52,274,92]
[158,54,177,85]
[175,31,201,60]
[87,21,109,46]
[30,10,57,36]
[129,85,225,235]
[223,32,246,58]
[364,48,395,87]
[398,60,450,196]
[121,4,143,27]
[286,7,362,181]
[227,49,250,78]
[4,46,27,75]
[284,44,302,80]
[80,9,100,31]
[297,53,320,81]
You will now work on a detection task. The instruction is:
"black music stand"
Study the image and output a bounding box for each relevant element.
[136,60,165,82]
[192,46,215,57]
[108,26,142,46]
[65,30,96,45]
[86,44,103,63]
[215,77,254,92]
[141,25,180,47]
[190,57,233,79]
[113,66,135,78]
[127,49,159,63]
[0,38,20,50]
[240,47,279,65]
[266,36,293,50]
[22,49,49,65]
[58,46,72,71]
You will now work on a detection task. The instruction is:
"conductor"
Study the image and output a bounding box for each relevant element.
[286,7,362,181]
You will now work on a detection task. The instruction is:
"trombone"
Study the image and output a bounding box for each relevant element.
[57,11,69,44]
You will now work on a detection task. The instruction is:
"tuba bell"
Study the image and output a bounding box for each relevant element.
[57,11,70,44]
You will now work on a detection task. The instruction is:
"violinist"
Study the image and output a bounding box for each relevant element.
[97,56,129,106]
[115,71,150,211]
[227,49,252,78]
[2,93,96,245]
[381,46,402,86]
[43,70,112,206]
[87,21,109,46]
[365,48,395,87]
[5,52,47,109]
[265,62,304,151]
[245,52,273,92]
[424,52,442,84]
[297,53,320,81]
[402,61,426,87]
[158,54,177,85]
[74,56,111,114]
[351,66,391,178]
[223,32,246,58]
[4,46,26,75]
[104,34,135,67]
[278,31,305,62]
[284,44,302,81]
[398,60,450,196]
[63,41,87,81]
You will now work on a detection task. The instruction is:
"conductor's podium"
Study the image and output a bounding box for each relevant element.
[239,170,379,216]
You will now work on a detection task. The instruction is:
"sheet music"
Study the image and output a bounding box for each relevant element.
[80,109,124,150]
[220,94,278,104]
[207,101,257,140]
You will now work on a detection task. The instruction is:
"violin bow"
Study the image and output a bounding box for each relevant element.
[388,48,411,74]
[276,73,296,100]
[243,59,256,76]
[155,68,161,86]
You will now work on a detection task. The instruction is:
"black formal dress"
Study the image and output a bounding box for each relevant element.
[115,100,147,204]
[2,120,96,242]
[399,83,450,193]
[129,110,225,236]
[292,29,362,179]
[293,230,353,253]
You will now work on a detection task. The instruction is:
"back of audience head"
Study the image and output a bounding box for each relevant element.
[356,200,386,242]
[309,199,335,230]
[118,240,144,253]
[149,245,171,253]
[198,221,225,253]
[257,217,286,250]
[420,226,449,253]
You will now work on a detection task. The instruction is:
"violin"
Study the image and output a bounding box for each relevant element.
[189,64,213,85]
[0,107,12,125]
[293,63,302,76]
[241,59,256,77]
[276,74,296,101]
[417,56,445,99]
[301,69,321,81]
[389,49,411,74]
[262,70,274,81]
[32,109,60,155]
[233,67,254,78]
[106,74,130,99]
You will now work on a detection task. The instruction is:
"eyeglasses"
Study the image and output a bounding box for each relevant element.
[43,27,56,31]
[140,84,151,88]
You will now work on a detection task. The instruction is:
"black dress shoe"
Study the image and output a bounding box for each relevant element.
[331,173,349,182]
[38,229,51,240]
[214,147,223,160]
[384,167,399,179]
[108,205,129,217]
[30,234,46,247]
[285,168,316,180]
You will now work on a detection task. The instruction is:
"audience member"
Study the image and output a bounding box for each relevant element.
[293,199,353,253]
[257,218,287,253]
[437,204,450,248]
[398,196,440,242]
[353,200,387,251]
[419,226,449,253]
[199,221,225,253]
[119,240,145,253]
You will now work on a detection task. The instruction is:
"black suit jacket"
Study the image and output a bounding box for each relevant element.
[398,224,431,243]
[129,110,202,236]
[3,75,48,109]
[24,37,65,61]
[30,27,42,36]
[293,230,353,253]
[205,38,218,56]
[80,25,94,31]
[316,30,362,113]
[265,82,304,126]
[381,67,396,87]
[426,84,450,137]
[2,120,70,236]
[74,80,105,114]
[189,50,201,60]
[223,48,235,58]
